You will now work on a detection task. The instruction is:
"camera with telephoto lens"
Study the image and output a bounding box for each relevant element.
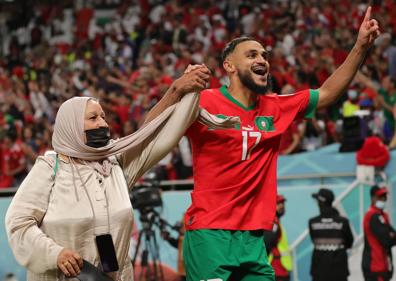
[130,185,162,211]
[130,166,164,212]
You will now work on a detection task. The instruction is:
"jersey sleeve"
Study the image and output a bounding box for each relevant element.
[278,89,319,121]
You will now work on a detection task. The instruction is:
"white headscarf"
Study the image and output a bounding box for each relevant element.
[52,94,239,175]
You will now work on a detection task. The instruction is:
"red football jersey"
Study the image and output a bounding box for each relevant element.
[185,85,319,230]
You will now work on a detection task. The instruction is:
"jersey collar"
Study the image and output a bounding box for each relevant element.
[220,85,257,111]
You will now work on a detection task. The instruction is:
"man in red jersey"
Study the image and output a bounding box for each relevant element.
[183,7,380,281]
[362,185,396,281]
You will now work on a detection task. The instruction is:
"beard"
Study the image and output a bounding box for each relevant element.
[238,69,272,95]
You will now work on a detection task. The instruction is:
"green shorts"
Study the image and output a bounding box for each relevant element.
[183,229,275,281]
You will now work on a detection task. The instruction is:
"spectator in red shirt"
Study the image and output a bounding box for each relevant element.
[0,128,27,188]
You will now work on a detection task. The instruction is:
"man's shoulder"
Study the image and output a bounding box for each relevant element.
[367,212,390,228]
[364,207,379,219]
[258,89,311,103]
[256,92,278,102]
[199,87,223,109]
[275,89,311,97]
[200,87,222,98]
[309,215,321,224]
[370,211,389,220]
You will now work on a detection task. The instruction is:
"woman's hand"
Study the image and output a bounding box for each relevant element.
[57,248,83,277]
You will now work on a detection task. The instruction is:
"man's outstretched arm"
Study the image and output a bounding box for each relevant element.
[317,6,380,109]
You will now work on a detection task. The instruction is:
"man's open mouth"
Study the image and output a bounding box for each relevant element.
[251,66,267,76]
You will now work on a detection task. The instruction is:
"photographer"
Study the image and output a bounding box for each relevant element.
[130,185,184,281]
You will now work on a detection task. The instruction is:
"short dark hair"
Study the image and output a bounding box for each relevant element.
[221,36,262,63]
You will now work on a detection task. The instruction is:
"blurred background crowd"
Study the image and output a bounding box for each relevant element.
[0,0,396,188]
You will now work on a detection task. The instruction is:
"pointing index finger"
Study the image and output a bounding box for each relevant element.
[364,6,371,22]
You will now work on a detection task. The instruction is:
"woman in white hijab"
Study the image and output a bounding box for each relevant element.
[5,65,238,281]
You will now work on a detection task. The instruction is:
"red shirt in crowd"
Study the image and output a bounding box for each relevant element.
[0,140,25,188]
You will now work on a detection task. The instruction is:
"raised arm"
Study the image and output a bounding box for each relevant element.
[317,6,380,109]
[143,65,211,124]
[118,65,210,187]
[119,92,200,188]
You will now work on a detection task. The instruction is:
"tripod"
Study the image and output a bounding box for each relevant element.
[132,208,165,281]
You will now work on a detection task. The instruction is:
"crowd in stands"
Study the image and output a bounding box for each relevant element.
[0,0,396,188]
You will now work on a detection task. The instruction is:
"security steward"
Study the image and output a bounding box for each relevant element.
[362,185,396,281]
[309,188,354,281]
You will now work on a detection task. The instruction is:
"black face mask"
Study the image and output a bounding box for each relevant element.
[85,127,110,148]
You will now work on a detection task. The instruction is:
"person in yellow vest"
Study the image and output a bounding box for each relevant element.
[264,194,293,281]
[342,89,361,117]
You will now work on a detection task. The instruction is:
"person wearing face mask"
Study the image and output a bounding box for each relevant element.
[362,185,396,281]
[309,188,354,281]
[342,89,361,118]
[263,195,293,281]
[4,65,239,281]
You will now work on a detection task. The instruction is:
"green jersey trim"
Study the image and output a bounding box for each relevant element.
[304,89,319,119]
[220,85,256,111]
